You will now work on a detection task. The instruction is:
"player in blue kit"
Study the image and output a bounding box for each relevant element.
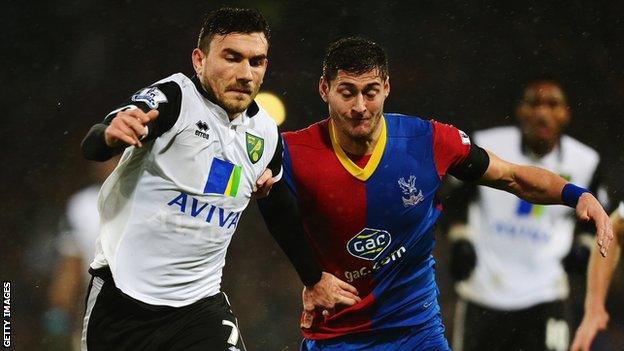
[265,37,614,350]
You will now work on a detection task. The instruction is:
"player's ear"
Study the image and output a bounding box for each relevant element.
[319,76,329,102]
[384,76,390,98]
[191,48,204,75]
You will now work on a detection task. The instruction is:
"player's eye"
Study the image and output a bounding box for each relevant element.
[225,55,242,63]
[340,91,353,98]
[365,90,378,99]
[250,57,266,67]
[547,99,564,108]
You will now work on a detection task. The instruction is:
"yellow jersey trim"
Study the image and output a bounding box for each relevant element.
[329,117,387,181]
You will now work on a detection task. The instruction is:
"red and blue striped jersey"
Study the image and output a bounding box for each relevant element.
[282,113,471,339]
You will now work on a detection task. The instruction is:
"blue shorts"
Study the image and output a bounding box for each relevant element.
[301,313,450,351]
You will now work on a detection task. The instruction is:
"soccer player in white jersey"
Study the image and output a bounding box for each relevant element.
[571,201,624,351]
[80,7,359,351]
[447,78,609,351]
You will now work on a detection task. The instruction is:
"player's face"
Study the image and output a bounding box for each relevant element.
[320,69,390,140]
[192,32,268,118]
[516,83,570,149]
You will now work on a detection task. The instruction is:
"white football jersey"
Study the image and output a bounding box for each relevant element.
[456,126,600,310]
[91,73,282,307]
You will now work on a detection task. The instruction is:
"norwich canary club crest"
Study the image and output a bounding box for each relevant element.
[246,132,264,164]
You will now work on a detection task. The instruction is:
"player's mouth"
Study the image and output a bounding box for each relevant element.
[533,123,553,140]
[227,87,253,95]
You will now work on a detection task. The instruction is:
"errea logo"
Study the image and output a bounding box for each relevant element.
[347,228,391,261]
[195,120,210,140]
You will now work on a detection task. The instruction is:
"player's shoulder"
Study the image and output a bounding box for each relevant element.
[248,103,279,138]
[561,135,599,163]
[153,73,190,88]
[130,73,186,110]
[384,113,432,137]
[282,119,330,148]
[473,126,519,145]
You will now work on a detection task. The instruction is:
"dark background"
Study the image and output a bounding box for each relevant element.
[3,0,624,350]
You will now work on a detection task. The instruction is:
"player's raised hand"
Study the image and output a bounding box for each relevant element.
[576,193,613,257]
[570,307,609,351]
[104,108,159,148]
[300,272,361,328]
[252,168,276,199]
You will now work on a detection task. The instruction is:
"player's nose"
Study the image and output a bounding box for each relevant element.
[352,93,367,115]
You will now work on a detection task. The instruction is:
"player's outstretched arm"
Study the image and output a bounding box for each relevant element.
[477,150,613,256]
[82,109,159,161]
[257,181,361,316]
[571,209,624,351]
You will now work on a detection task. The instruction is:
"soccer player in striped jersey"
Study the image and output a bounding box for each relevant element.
[273,37,612,350]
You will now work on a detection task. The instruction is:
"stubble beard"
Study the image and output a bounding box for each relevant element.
[202,81,256,115]
[337,113,382,142]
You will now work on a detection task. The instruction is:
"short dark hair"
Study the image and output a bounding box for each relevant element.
[197,7,270,52]
[322,37,389,83]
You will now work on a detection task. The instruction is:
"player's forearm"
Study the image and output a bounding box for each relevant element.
[257,181,322,286]
[584,239,620,311]
[509,165,568,204]
[585,211,623,310]
[81,123,124,161]
[484,162,567,204]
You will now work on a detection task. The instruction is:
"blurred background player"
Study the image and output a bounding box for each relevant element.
[571,201,624,351]
[446,78,609,351]
[279,38,612,351]
[42,157,119,350]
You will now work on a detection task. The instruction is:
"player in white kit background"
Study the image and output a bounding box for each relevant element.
[44,158,118,350]
[79,7,359,351]
[446,78,610,351]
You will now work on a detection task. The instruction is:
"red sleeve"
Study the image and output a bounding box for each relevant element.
[431,120,472,177]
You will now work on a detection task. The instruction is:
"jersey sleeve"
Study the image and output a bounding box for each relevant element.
[266,127,284,181]
[431,120,484,177]
[82,80,182,161]
[618,201,624,218]
[103,80,182,141]
[280,135,298,198]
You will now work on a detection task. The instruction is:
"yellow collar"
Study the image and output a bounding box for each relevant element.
[329,117,387,181]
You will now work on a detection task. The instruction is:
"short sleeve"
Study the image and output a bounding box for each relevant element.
[431,120,472,177]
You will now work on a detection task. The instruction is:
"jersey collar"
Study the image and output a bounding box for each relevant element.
[329,116,387,181]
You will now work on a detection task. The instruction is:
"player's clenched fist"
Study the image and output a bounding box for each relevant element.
[105,109,159,148]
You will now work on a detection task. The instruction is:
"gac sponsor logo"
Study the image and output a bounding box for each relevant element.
[167,192,241,229]
[344,246,406,283]
[347,228,391,261]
